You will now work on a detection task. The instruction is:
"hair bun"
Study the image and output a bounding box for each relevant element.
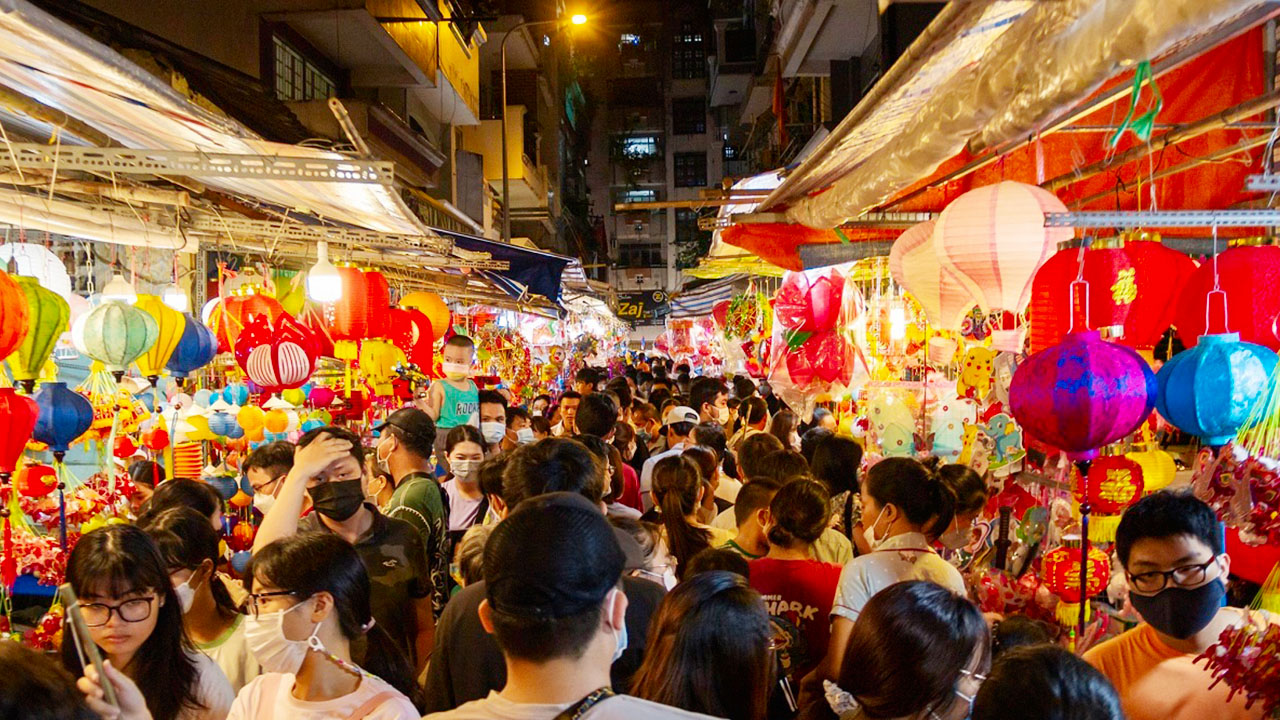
[920,456,944,473]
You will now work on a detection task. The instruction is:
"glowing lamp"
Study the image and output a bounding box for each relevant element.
[888,220,974,331]
[100,274,138,305]
[306,241,343,303]
[160,283,190,312]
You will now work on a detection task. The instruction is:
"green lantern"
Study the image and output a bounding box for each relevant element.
[80,301,158,379]
[7,276,69,392]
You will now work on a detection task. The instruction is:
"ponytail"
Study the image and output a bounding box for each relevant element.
[355,623,425,710]
[926,471,957,542]
[652,455,711,579]
[864,457,956,530]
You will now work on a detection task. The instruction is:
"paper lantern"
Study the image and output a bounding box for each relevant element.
[79,301,159,377]
[933,181,1071,314]
[330,267,368,361]
[14,464,57,498]
[8,277,69,390]
[401,291,450,339]
[1156,333,1277,446]
[0,270,28,363]
[364,270,390,339]
[1175,245,1280,351]
[264,409,288,434]
[1073,455,1144,543]
[720,222,841,272]
[1029,246,1135,353]
[0,388,38,478]
[388,307,435,371]
[133,295,186,380]
[0,243,71,300]
[889,220,974,331]
[359,340,406,397]
[1120,236,1196,350]
[172,442,202,479]
[1128,447,1176,494]
[167,314,218,380]
[308,386,336,408]
[1043,545,1110,626]
[245,338,316,393]
[237,406,265,432]
[1009,331,1156,461]
[32,382,93,457]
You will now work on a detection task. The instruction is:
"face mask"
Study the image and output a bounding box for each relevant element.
[1128,576,1226,639]
[173,571,203,614]
[481,421,506,445]
[716,406,731,424]
[375,437,395,475]
[609,589,628,663]
[636,429,651,444]
[863,507,888,551]
[309,479,365,521]
[253,491,276,517]
[939,522,971,551]
[441,362,471,380]
[516,427,536,445]
[244,598,323,674]
[451,459,480,481]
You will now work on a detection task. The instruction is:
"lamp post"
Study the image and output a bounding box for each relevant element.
[500,14,587,244]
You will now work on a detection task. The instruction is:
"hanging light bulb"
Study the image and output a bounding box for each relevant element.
[306,241,343,303]
[161,282,189,312]
[889,303,907,342]
[101,273,138,304]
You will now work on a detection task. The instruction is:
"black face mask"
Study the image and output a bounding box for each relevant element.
[309,479,365,522]
[1128,578,1226,640]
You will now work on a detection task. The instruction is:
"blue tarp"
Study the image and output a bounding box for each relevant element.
[433,228,572,305]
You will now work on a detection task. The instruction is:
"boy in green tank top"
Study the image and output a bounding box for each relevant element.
[423,335,479,471]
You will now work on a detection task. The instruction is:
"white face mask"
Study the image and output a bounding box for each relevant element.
[862,506,889,551]
[480,421,506,445]
[244,598,324,675]
[939,521,971,551]
[717,406,731,424]
[608,589,628,663]
[253,491,276,517]
[516,427,536,444]
[173,571,203,614]
[375,437,395,475]
[451,458,480,481]
[441,361,471,380]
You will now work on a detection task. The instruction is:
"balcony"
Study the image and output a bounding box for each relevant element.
[459,105,549,213]
[287,98,446,188]
[709,19,757,107]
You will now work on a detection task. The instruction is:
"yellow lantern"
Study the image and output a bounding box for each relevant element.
[8,277,69,391]
[1128,447,1176,494]
[134,295,186,381]
[359,340,406,397]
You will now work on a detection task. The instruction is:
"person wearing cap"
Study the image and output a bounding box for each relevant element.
[639,406,699,513]
[375,407,452,618]
[424,492,717,720]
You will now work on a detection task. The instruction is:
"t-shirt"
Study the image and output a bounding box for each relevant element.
[650,525,738,589]
[639,443,688,511]
[228,671,418,720]
[441,479,485,532]
[386,472,450,617]
[439,380,479,429]
[749,557,842,679]
[196,613,260,694]
[421,576,666,714]
[181,651,235,720]
[618,464,644,512]
[712,509,852,564]
[721,539,764,560]
[831,532,966,622]
[424,691,721,720]
[299,505,431,666]
[1084,612,1272,720]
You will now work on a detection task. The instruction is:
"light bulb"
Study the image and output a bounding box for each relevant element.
[889,306,907,342]
[570,13,587,25]
[101,273,138,304]
[161,282,189,312]
[306,241,343,303]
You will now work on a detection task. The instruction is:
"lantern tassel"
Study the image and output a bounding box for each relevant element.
[1076,459,1094,640]
[1088,514,1123,544]
[1056,600,1092,628]
[0,477,13,591]
[54,455,66,552]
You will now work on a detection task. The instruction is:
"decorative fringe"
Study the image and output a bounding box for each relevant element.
[1088,514,1123,544]
[1253,562,1280,613]
[1056,600,1092,628]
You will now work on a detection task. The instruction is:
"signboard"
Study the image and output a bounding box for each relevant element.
[615,290,670,325]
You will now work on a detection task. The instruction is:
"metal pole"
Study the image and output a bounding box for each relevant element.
[499,19,561,244]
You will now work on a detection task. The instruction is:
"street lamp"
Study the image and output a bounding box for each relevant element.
[500,14,587,244]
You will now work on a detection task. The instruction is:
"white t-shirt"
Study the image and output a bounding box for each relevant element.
[640,443,688,511]
[830,532,967,622]
[228,671,418,720]
[197,614,260,694]
[425,691,722,720]
[181,651,235,720]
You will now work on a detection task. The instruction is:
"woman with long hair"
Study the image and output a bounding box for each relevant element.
[141,507,259,692]
[232,532,421,718]
[631,570,774,720]
[929,463,988,552]
[441,425,488,546]
[768,409,801,452]
[62,525,233,720]
[650,455,735,584]
[809,436,863,541]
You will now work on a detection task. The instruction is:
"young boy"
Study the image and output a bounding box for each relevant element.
[423,335,480,470]
[722,479,781,559]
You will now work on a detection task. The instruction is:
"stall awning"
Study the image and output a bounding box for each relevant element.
[670,275,746,319]
[433,228,578,305]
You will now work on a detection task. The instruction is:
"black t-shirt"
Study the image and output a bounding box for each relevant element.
[421,574,666,712]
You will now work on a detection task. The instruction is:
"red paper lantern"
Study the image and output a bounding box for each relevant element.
[244,320,318,393]
[332,268,369,343]
[113,436,137,459]
[1073,455,1145,542]
[233,315,277,372]
[14,464,56,498]
[0,270,29,362]
[387,307,436,372]
[1043,545,1110,626]
[1120,237,1196,350]
[364,270,390,339]
[0,388,38,479]
[1175,245,1280,351]
[142,426,169,451]
[1029,246,1134,353]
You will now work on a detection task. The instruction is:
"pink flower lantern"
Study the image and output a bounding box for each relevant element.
[889,220,974,331]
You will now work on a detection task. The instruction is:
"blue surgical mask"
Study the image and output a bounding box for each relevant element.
[609,589,628,663]
[516,427,536,444]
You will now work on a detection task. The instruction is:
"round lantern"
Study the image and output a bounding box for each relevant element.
[32,382,94,459]
[14,464,57,498]
[331,267,368,360]
[133,295,186,381]
[1128,446,1176,494]
[1073,455,1144,542]
[401,291,451,339]
[78,301,158,378]
[359,340,406,397]
[889,220,975,331]
[1155,333,1277,446]
[1175,245,1280,351]
[1043,545,1110,626]
[1029,245,1135,353]
[364,270,390,339]
[167,314,218,381]
[8,276,69,391]
[0,243,71,300]
[933,181,1071,315]
[1120,235,1196,350]
[245,337,317,393]
[1009,330,1156,461]
[387,307,435,371]
[0,388,39,479]
[0,269,28,363]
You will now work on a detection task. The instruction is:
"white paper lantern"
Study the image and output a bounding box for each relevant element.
[889,220,975,331]
[0,243,71,300]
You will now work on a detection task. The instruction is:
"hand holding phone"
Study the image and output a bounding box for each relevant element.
[59,583,117,710]
[77,660,154,720]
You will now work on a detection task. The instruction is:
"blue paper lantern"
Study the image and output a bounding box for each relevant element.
[192,389,213,408]
[223,383,249,406]
[166,314,217,379]
[230,550,252,574]
[208,411,234,437]
[206,475,238,501]
[1156,332,1278,446]
[32,382,94,457]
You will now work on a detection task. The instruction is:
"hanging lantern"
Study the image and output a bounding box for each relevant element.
[172,442,202,479]
[32,382,94,459]
[0,388,38,480]
[1155,333,1277,446]
[889,220,975,331]
[933,181,1071,315]
[0,270,28,363]
[359,340,406,397]
[1073,455,1145,543]
[167,314,218,382]
[8,277,69,391]
[245,334,318,393]
[1043,545,1110,627]
[1029,244,1135,353]
[1174,245,1280,351]
[14,464,57,498]
[401,291,451,339]
[0,243,71,300]
[332,267,368,360]
[1009,330,1156,461]
[1120,234,1197,350]
[1128,446,1176,494]
[388,307,435,371]
[134,295,186,381]
[364,270,390,339]
[78,302,159,379]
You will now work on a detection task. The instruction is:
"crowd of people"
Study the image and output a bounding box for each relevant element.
[3,342,1266,720]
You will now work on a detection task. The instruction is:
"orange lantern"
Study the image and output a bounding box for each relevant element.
[401,291,451,340]
[1073,455,1145,543]
[332,267,368,360]
[364,270,390,339]
[0,269,28,363]
[1043,545,1110,627]
[172,442,202,479]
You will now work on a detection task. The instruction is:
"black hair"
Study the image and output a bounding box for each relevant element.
[445,424,485,453]
[478,454,509,501]
[559,390,583,403]
[242,440,295,475]
[576,392,620,437]
[530,416,552,435]
[502,438,605,508]
[478,389,508,411]
[810,435,862,496]
[384,418,435,459]
[799,427,833,464]
[758,450,809,484]
[139,507,239,619]
[690,377,727,416]
[444,334,474,350]
[685,548,750,579]
[651,455,711,580]
[605,377,632,411]
[63,525,202,720]
[733,479,781,527]
[768,409,798,448]
[128,460,164,490]
[732,376,756,400]
[693,422,728,461]
[864,457,956,532]
[248,533,423,710]
[737,432,784,480]
[667,421,695,440]
[991,615,1054,658]
[136,479,222,526]
[577,434,623,502]
[740,397,768,426]
[1115,490,1224,567]
[648,388,673,413]
[972,645,1123,720]
[937,464,988,515]
[767,478,831,547]
[297,425,366,465]
[533,394,552,408]
[0,641,97,720]
[575,366,599,384]
[506,406,531,426]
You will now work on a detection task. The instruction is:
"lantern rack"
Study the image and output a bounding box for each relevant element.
[0,143,395,185]
[1044,210,1280,228]
[185,214,458,259]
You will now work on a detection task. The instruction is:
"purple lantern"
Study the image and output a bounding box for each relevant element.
[1009,330,1156,461]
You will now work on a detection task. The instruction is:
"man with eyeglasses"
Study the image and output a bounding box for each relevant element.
[1084,490,1274,720]
[243,441,300,519]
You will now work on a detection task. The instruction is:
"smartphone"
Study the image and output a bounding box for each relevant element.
[58,583,119,710]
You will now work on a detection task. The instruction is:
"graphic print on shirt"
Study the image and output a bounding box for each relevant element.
[760,595,815,678]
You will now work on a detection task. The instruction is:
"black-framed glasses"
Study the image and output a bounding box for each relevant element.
[78,596,157,627]
[246,590,298,617]
[250,473,285,495]
[1128,557,1219,593]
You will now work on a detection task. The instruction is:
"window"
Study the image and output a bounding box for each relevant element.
[619,243,665,268]
[672,98,706,135]
[675,208,706,243]
[620,33,642,46]
[618,189,657,204]
[723,144,738,160]
[273,35,337,102]
[674,153,707,187]
[672,23,706,79]
[621,135,659,158]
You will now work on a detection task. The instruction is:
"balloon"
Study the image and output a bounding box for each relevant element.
[134,295,186,379]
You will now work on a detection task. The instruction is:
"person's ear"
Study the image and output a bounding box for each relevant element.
[606,588,628,632]
[310,591,335,623]
[478,599,497,635]
[1219,552,1232,579]
[198,558,216,584]
[883,503,901,526]
[490,496,507,518]
[756,508,770,529]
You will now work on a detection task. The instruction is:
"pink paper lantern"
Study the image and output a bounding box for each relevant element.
[889,220,975,331]
[933,181,1072,315]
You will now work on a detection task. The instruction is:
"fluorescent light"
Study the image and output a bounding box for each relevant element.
[161,282,189,312]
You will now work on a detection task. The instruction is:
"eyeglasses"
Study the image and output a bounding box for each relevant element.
[250,474,285,495]
[1128,557,1219,594]
[78,596,157,627]
[246,590,298,617]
